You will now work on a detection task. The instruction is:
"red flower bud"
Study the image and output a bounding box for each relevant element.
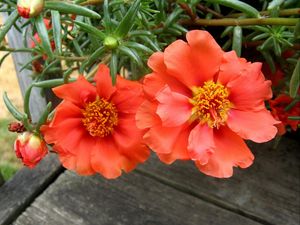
[8,122,26,133]
[17,0,44,18]
[14,132,48,168]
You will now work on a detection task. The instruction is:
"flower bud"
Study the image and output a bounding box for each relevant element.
[17,0,44,18]
[104,36,119,50]
[8,122,26,133]
[14,132,48,168]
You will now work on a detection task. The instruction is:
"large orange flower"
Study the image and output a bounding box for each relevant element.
[41,64,150,178]
[136,30,279,178]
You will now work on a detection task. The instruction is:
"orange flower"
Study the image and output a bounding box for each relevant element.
[41,64,150,178]
[269,94,300,135]
[136,30,279,178]
[14,132,48,168]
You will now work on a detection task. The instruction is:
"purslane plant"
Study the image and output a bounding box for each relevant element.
[0,0,299,178]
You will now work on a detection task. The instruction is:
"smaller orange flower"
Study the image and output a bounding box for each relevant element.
[14,132,48,168]
[269,94,300,135]
[41,64,150,178]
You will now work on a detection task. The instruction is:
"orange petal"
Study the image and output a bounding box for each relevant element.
[164,40,199,87]
[53,76,96,107]
[143,73,166,99]
[226,109,279,143]
[186,30,223,85]
[196,126,254,178]
[91,138,124,179]
[112,78,144,114]
[143,123,184,154]
[57,150,77,171]
[118,144,150,172]
[112,115,144,148]
[156,85,192,127]
[136,100,161,129]
[48,101,82,124]
[157,126,190,164]
[74,136,96,175]
[227,63,272,111]
[94,64,116,100]
[147,52,166,73]
[41,118,84,151]
[187,124,214,164]
[217,51,248,85]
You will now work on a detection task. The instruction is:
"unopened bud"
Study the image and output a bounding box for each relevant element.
[14,132,48,168]
[104,36,119,50]
[8,122,26,133]
[17,0,44,18]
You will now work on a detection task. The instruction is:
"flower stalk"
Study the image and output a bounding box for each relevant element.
[181,18,299,26]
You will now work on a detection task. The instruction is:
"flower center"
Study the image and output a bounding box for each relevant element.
[190,80,232,128]
[82,98,118,137]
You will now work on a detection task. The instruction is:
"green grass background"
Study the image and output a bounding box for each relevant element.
[0,118,21,182]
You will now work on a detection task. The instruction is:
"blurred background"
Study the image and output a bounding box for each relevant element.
[0,47,23,181]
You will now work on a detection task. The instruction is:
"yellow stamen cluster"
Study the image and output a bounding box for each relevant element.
[190,80,232,128]
[82,98,118,137]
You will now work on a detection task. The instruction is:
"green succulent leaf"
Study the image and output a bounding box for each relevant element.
[290,59,300,98]
[51,10,62,54]
[206,0,260,18]
[114,0,141,38]
[35,15,54,60]
[0,10,19,44]
[45,1,101,19]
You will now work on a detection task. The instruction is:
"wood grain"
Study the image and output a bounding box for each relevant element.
[13,170,262,225]
[0,154,63,225]
[2,14,47,122]
[138,138,300,225]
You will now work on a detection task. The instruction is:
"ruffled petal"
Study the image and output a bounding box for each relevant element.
[118,144,150,172]
[156,85,192,127]
[91,138,124,179]
[143,73,166,99]
[136,100,161,129]
[164,40,199,87]
[41,118,84,153]
[217,51,248,85]
[112,77,144,114]
[74,136,96,175]
[95,64,116,100]
[186,30,223,85]
[147,52,166,73]
[143,124,183,154]
[196,126,254,178]
[53,76,96,107]
[226,109,279,143]
[187,124,214,164]
[157,126,190,164]
[112,115,144,148]
[48,101,82,124]
[227,63,272,111]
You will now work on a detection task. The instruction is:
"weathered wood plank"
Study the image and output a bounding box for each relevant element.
[0,154,63,225]
[13,170,262,225]
[2,13,47,122]
[138,138,300,225]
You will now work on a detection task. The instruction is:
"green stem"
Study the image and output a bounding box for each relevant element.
[55,55,88,61]
[225,8,300,18]
[181,18,299,26]
[0,47,34,53]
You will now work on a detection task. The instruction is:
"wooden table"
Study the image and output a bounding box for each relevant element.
[0,138,299,225]
[0,15,299,225]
